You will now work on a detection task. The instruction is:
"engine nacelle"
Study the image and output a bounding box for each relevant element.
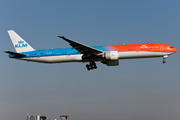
[103,51,119,60]
[106,60,119,66]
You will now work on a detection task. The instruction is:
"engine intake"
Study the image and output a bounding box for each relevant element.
[101,51,119,66]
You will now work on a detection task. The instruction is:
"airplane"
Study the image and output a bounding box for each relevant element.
[4,30,177,71]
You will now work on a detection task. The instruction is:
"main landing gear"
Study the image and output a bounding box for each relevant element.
[86,61,97,71]
[163,55,168,64]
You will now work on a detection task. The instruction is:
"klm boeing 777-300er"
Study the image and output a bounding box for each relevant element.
[4,30,177,71]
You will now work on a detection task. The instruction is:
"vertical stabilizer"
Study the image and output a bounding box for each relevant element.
[8,30,35,53]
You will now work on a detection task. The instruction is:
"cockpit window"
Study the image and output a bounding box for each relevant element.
[170,46,174,48]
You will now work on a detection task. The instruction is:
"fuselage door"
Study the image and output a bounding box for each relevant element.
[136,46,139,52]
[160,45,164,52]
[67,50,71,55]
[36,52,40,57]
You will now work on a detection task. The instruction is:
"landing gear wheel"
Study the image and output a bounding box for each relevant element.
[86,64,91,71]
[94,63,97,69]
[86,61,97,71]
[94,65,97,69]
[163,60,166,64]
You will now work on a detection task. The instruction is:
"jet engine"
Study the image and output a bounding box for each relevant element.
[101,51,119,66]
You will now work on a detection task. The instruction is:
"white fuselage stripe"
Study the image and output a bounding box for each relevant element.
[15,51,173,63]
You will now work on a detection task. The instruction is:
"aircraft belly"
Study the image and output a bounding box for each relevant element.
[21,54,83,63]
[118,51,172,59]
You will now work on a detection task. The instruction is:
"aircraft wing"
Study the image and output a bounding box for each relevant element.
[58,36,103,55]
[4,51,27,57]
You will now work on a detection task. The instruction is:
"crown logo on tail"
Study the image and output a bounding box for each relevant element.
[18,40,24,44]
[15,40,27,48]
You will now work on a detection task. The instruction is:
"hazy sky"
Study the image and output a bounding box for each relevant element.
[0,1,180,120]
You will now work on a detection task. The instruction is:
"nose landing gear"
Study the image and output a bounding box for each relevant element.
[86,61,97,71]
[163,59,166,64]
[163,55,168,64]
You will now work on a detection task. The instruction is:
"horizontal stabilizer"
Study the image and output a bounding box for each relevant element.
[4,51,27,57]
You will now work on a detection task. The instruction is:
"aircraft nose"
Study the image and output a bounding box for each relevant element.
[174,48,177,53]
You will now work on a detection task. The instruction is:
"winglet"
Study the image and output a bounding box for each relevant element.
[57,36,64,38]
